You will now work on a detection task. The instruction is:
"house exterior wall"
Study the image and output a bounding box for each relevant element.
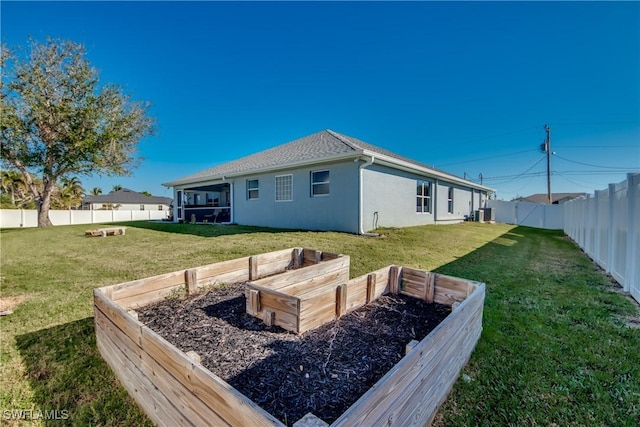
[231,160,360,233]
[362,164,484,231]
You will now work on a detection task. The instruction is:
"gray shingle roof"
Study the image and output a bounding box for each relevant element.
[82,188,172,205]
[164,129,490,190]
[516,193,586,204]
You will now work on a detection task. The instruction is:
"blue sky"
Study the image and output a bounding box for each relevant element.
[2,1,639,200]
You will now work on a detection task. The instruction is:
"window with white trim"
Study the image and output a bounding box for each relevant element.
[311,170,330,196]
[247,179,259,200]
[448,187,454,213]
[275,174,292,201]
[416,181,432,213]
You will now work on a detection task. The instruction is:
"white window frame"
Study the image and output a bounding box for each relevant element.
[247,179,259,200]
[275,174,293,202]
[311,170,330,197]
[448,187,454,214]
[416,181,432,214]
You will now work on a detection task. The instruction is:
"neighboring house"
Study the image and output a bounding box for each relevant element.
[81,188,172,212]
[515,193,586,205]
[163,130,494,234]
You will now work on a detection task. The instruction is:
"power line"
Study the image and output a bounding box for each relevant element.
[482,155,547,183]
[555,145,639,149]
[553,154,638,170]
[554,172,599,191]
[439,148,538,167]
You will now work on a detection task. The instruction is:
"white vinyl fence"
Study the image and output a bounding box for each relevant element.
[486,200,564,230]
[0,209,169,228]
[564,173,640,303]
[487,173,639,303]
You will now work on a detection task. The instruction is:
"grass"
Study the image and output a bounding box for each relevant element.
[1,222,638,426]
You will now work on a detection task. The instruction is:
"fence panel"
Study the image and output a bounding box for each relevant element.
[0,209,168,228]
[563,173,639,304]
[485,200,563,230]
[488,174,638,304]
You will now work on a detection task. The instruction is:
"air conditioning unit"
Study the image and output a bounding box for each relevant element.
[483,208,495,222]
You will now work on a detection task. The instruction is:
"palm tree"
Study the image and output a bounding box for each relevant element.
[140,190,152,197]
[60,176,85,198]
[59,176,85,208]
[91,187,102,196]
[112,184,122,192]
[0,170,29,207]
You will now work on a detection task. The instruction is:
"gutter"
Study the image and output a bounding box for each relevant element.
[361,149,494,193]
[359,156,379,236]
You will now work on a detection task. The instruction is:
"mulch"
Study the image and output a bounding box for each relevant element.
[137,282,451,425]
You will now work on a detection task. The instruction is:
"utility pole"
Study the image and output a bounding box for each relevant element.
[479,173,483,185]
[544,124,551,204]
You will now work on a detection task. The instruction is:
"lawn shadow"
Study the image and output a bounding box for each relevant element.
[114,220,302,238]
[15,318,151,426]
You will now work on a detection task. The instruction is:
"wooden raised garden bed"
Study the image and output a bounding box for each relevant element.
[245,248,350,333]
[94,247,485,426]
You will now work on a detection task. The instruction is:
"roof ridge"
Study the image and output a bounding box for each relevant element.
[325,129,363,152]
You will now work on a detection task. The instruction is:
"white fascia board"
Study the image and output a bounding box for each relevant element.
[361,150,494,192]
[163,152,361,188]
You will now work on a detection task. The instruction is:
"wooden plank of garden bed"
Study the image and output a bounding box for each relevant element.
[330,284,485,427]
[345,266,392,312]
[197,257,250,281]
[250,257,349,291]
[94,289,145,346]
[433,274,470,305]
[393,299,483,426]
[255,248,298,277]
[345,275,368,311]
[141,324,284,427]
[276,268,349,297]
[109,270,186,305]
[244,287,300,331]
[115,284,187,310]
[302,248,322,266]
[95,307,223,427]
[95,324,188,427]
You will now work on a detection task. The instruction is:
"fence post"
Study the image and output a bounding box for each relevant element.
[594,190,601,265]
[607,184,615,274]
[624,173,638,294]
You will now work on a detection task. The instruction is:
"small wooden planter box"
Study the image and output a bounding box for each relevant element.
[246,249,349,333]
[94,248,485,427]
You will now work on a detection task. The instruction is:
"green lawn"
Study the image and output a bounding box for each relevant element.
[1,222,638,426]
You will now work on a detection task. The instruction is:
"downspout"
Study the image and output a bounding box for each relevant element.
[434,179,439,223]
[359,156,379,236]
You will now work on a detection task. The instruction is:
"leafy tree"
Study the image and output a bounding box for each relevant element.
[0,169,32,208]
[140,190,152,197]
[0,39,154,227]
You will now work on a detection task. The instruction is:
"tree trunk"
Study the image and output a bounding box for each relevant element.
[37,183,54,228]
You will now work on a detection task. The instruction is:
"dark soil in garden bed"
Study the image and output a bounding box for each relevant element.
[138,282,451,425]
